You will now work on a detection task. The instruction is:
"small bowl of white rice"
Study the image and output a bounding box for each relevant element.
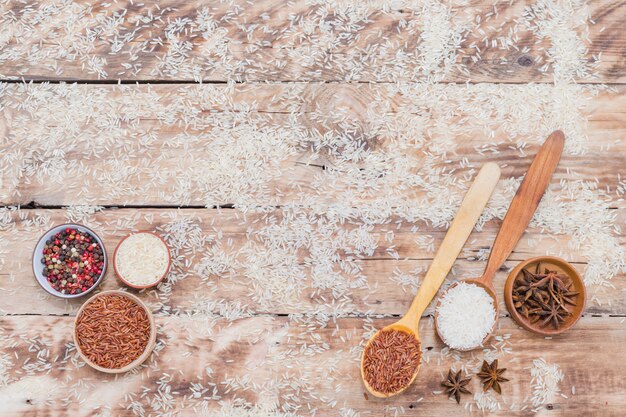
[113,231,171,289]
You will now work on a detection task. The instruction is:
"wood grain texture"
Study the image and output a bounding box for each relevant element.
[0,315,624,416]
[1,1,624,414]
[0,0,624,83]
[1,208,623,316]
[0,83,624,207]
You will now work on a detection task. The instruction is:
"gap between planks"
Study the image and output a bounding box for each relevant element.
[5,79,626,87]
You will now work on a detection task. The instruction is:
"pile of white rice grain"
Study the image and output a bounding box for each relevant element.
[115,232,170,287]
[435,282,497,350]
[530,358,564,410]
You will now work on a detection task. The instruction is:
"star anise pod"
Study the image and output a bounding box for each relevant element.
[441,369,471,404]
[539,301,571,329]
[534,269,569,293]
[477,360,509,394]
[553,280,580,306]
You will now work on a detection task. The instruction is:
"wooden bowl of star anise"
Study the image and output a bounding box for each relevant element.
[504,256,586,336]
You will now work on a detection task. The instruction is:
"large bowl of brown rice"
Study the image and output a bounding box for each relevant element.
[74,290,156,373]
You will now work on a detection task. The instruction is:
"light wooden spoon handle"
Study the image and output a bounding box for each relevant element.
[480,131,564,285]
[399,162,501,329]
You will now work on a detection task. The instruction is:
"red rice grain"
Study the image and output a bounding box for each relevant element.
[75,294,151,369]
[362,329,422,394]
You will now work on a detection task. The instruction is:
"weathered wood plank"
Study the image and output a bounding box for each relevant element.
[1,83,624,207]
[1,208,623,316]
[0,0,624,83]
[0,315,624,416]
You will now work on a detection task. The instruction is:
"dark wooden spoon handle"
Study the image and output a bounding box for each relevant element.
[481,131,565,285]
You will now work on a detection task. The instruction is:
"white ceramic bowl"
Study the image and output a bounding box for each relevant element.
[32,223,107,299]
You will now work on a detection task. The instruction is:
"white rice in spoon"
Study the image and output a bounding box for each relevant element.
[436,282,497,350]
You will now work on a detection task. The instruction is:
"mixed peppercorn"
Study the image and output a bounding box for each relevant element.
[41,228,104,295]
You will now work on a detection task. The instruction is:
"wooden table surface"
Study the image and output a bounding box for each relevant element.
[0,1,625,416]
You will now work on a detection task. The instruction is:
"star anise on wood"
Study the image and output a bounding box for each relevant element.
[512,263,579,329]
[477,360,509,394]
[441,369,472,404]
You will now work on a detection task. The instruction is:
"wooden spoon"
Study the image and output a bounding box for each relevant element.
[434,130,565,351]
[360,162,501,398]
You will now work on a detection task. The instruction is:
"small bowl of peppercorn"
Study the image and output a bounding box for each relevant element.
[504,256,586,336]
[32,224,107,298]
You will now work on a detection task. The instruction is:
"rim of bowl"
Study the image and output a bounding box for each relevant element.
[73,290,157,374]
[32,223,107,299]
[113,231,171,289]
[504,256,586,336]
